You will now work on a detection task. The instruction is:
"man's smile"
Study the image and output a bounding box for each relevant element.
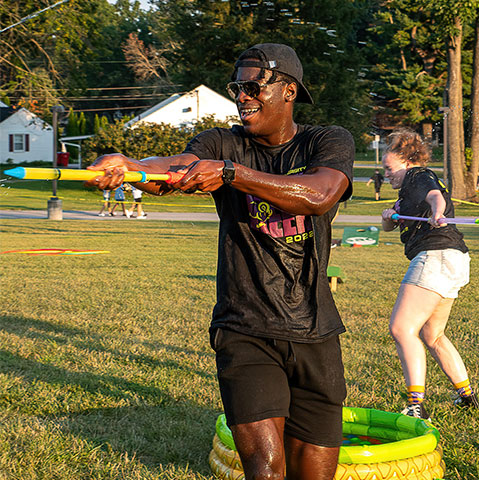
[238,105,261,122]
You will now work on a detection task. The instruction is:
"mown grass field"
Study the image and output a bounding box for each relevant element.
[1,173,477,218]
[0,214,478,479]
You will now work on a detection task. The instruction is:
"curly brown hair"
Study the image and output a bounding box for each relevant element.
[384,128,431,166]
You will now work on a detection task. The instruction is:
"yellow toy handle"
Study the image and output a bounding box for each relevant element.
[4,167,183,183]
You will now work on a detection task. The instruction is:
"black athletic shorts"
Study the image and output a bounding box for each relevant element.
[210,328,347,447]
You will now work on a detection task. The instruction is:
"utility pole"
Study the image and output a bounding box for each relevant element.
[47,105,65,220]
[374,134,380,165]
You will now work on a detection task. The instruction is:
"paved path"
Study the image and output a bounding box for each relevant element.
[0,209,383,224]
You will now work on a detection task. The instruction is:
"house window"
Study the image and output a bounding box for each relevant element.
[9,134,30,152]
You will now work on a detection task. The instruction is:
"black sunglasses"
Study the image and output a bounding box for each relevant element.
[226,80,278,99]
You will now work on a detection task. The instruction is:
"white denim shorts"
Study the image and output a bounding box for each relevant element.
[402,249,470,298]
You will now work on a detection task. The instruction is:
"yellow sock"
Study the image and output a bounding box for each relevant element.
[454,379,473,397]
[407,385,425,404]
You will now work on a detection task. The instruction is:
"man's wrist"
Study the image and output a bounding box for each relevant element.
[222,159,235,185]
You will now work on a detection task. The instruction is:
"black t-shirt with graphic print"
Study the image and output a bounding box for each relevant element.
[395,167,468,260]
[183,124,354,342]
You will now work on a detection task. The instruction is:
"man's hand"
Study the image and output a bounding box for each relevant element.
[86,154,136,190]
[171,160,226,192]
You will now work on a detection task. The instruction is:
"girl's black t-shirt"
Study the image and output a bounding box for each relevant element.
[395,167,468,260]
[184,124,354,342]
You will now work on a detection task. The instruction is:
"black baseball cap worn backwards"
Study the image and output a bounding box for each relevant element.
[234,43,313,104]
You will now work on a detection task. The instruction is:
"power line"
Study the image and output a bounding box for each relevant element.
[63,95,170,101]
[0,0,70,34]
[72,105,150,112]
[8,85,183,92]
[9,94,173,101]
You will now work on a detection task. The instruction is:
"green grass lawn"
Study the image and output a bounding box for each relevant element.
[1,176,476,218]
[0,219,478,479]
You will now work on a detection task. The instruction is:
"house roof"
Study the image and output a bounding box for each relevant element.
[0,106,52,129]
[0,102,15,123]
[123,84,238,128]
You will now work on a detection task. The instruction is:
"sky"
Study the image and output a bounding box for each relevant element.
[107,0,152,10]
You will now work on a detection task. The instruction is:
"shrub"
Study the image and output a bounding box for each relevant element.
[83,115,235,165]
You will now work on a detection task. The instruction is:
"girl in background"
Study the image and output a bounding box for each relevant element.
[381,129,476,418]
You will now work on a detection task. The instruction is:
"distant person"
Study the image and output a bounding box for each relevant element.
[98,190,112,216]
[128,184,147,219]
[381,128,476,419]
[110,184,130,217]
[367,169,384,200]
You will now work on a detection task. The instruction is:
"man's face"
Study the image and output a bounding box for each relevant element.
[232,66,288,138]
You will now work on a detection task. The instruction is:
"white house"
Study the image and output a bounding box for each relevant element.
[0,102,53,164]
[124,84,239,128]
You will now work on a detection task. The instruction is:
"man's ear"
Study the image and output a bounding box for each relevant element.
[285,82,298,102]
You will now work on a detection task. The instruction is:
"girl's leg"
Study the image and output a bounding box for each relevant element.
[389,284,443,387]
[420,298,469,384]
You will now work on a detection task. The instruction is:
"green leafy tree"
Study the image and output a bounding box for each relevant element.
[417,0,478,200]
[365,1,449,135]
[0,0,153,121]
[93,114,110,134]
[78,111,86,135]
[150,0,372,147]
[83,115,232,165]
[66,108,78,136]
[466,14,479,200]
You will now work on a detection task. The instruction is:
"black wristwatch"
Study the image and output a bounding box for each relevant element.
[222,159,235,185]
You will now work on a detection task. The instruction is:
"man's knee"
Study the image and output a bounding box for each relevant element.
[243,459,284,480]
[231,418,286,480]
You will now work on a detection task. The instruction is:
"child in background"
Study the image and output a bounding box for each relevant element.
[128,184,147,219]
[110,184,130,217]
[98,190,112,216]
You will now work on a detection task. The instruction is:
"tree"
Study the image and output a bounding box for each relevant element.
[150,0,372,147]
[0,0,153,121]
[420,0,477,200]
[66,108,79,136]
[466,14,479,200]
[366,1,452,135]
[122,32,176,83]
[83,115,232,165]
[78,111,86,135]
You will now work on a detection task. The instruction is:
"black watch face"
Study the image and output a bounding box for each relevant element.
[223,165,235,184]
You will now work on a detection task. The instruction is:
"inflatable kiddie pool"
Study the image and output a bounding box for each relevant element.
[209,407,445,480]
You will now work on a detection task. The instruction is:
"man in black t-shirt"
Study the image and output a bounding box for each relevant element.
[86,43,354,479]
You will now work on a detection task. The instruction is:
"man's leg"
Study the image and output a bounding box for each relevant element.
[231,417,286,480]
[285,435,339,480]
[284,336,345,480]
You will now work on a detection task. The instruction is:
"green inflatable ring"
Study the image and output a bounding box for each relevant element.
[215,407,441,464]
[209,436,445,480]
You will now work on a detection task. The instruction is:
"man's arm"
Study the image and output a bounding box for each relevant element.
[175,161,350,216]
[85,153,200,194]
